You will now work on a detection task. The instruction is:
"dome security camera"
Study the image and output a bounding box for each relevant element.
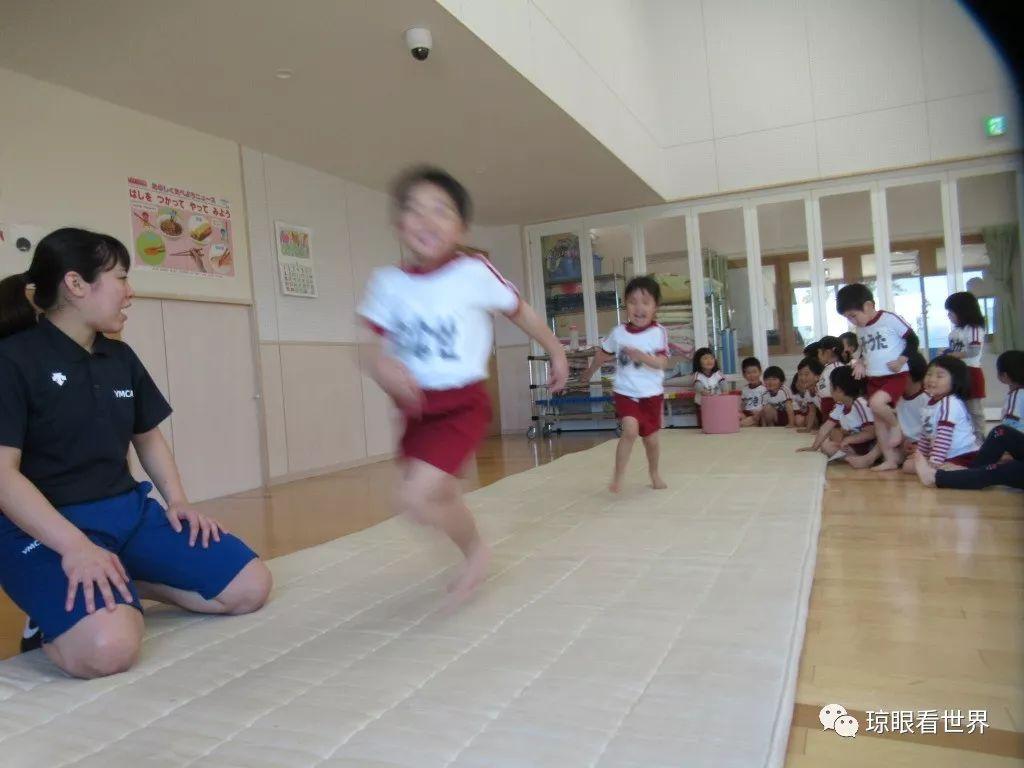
[405,27,432,61]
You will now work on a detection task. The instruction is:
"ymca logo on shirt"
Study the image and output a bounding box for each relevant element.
[114,389,135,399]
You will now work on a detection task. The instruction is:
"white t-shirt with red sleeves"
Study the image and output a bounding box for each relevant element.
[857,310,913,377]
[817,361,843,401]
[948,325,984,367]
[896,389,928,442]
[793,388,820,415]
[600,323,669,399]
[1003,388,1024,432]
[919,395,979,465]
[763,385,792,412]
[358,252,520,390]
[830,397,873,434]
[740,383,767,414]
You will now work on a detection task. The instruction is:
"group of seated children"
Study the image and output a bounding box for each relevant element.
[586,274,1019,494]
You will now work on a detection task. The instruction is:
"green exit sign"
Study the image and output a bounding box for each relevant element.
[986,115,1006,137]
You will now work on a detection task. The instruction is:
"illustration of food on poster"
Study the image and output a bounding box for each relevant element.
[128,177,235,277]
[275,221,317,298]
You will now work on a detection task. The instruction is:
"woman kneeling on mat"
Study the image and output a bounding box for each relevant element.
[0,228,271,678]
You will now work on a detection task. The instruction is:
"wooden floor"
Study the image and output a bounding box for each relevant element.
[1,432,1021,766]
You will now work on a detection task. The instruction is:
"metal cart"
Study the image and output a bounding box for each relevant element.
[527,349,619,438]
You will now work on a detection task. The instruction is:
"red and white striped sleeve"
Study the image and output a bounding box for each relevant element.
[854,399,872,426]
[469,253,522,316]
[887,311,913,339]
[658,326,670,357]
[929,398,955,467]
[968,325,983,347]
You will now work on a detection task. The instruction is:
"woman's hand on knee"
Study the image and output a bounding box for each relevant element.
[61,540,133,614]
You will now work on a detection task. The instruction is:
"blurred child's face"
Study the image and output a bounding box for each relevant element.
[833,387,853,406]
[816,348,832,365]
[764,376,782,393]
[924,365,953,399]
[698,353,715,373]
[796,367,816,392]
[743,366,762,386]
[998,371,1016,388]
[626,289,657,328]
[397,182,466,263]
[947,310,958,326]
[841,338,856,362]
[842,302,875,328]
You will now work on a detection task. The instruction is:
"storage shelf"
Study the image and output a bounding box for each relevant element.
[545,272,625,286]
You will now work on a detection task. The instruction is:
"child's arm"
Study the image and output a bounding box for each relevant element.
[797,419,835,452]
[785,400,795,427]
[623,347,670,370]
[580,348,614,384]
[360,339,424,417]
[840,424,876,447]
[509,304,568,392]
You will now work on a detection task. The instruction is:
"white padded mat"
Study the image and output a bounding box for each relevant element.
[0,430,824,768]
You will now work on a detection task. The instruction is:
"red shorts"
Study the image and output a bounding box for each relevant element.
[968,367,986,400]
[400,382,491,476]
[614,393,663,437]
[867,373,908,404]
[765,408,789,426]
[947,451,977,468]
[850,440,876,456]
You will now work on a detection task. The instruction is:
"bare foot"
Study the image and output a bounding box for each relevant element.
[446,542,492,606]
[870,461,900,472]
[888,424,904,448]
[914,452,938,487]
[650,474,668,490]
[609,477,623,494]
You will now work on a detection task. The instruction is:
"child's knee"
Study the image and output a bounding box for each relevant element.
[620,419,640,439]
[869,391,892,413]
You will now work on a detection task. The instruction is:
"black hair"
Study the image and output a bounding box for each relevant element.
[996,350,1024,387]
[905,351,928,383]
[839,331,858,351]
[0,228,130,339]
[817,335,843,359]
[798,356,825,376]
[692,347,719,375]
[944,291,985,328]
[763,365,785,384]
[803,341,820,357]
[391,165,472,225]
[830,364,865,399]
[835,283,874,314]
[625,275,661,304]
[927,355,971,401]
[741,356,762,372]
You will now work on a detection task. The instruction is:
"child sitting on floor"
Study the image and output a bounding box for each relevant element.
[793,357,824,432]
[798,366,878,468]
[740,357,767,427]
[759,365,794,427]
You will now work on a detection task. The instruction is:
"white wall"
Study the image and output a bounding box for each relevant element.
[437,0,1020,203]
[0,69,262,502]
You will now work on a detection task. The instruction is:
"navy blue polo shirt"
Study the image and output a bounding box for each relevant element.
[0,318,172,507]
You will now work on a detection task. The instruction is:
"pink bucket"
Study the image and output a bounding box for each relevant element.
[701,393,740,434]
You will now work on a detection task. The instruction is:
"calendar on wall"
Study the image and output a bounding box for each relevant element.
[275,221,318,298]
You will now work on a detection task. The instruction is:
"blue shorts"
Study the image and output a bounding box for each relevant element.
[0,482,257,643]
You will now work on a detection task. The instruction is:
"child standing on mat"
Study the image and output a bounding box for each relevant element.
[943,291,987,442]
[836,284,919,472]
[581,276,670,493]
[358,167,568,603]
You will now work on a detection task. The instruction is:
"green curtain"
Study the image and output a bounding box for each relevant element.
[981,224,1021,352]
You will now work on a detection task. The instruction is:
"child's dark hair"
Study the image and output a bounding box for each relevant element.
[625,275,661,304]
[763,365,785,384]
[817,335,843,359]
[996,350,1024,386]
[741,356,762,372]
[839,331,858,351]
[928,355,972,401]
[798,356,825,376]
[803,341,820,357]
[836,283,874,314]
[391,166,472,224]
[692,347,719,375]
[830,365,865,398]
[0,228,130,339]
[905,351,928,383]
[944,291,985,328]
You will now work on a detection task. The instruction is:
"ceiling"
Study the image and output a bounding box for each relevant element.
[0,0,661,225]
